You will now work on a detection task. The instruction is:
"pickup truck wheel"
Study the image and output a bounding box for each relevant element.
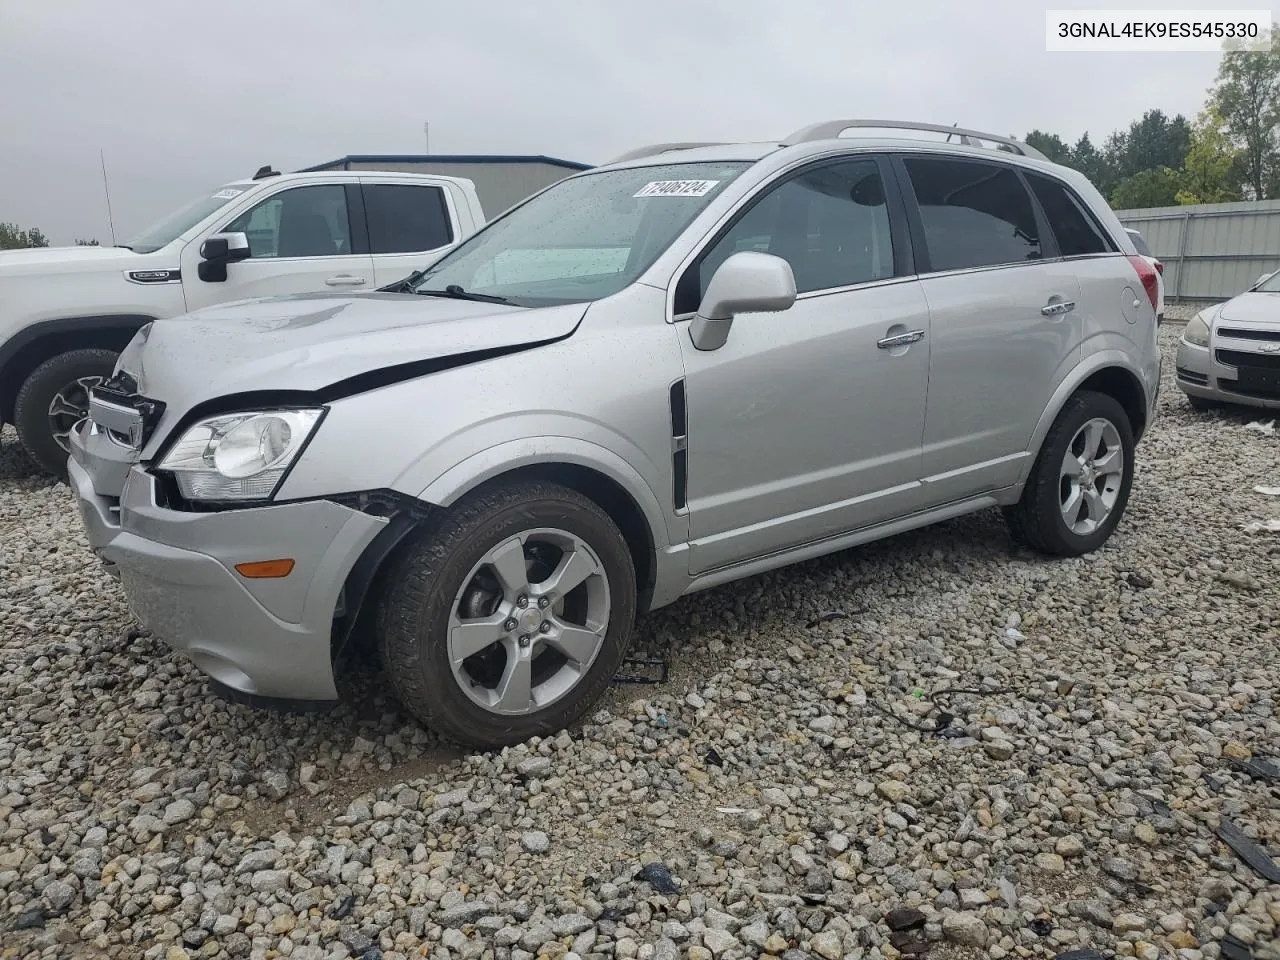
[378,480,636,748]
[14,349,119,480]
[1003,390,1134,557]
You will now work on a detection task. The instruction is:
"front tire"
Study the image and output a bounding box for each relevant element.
[1003,390,1134,557]
[13,349,119,480]
[1186,394,1217,413]
[378,480,637,748]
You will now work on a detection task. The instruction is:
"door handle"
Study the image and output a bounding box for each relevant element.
[877,329,925,349]
[325,275,367,286]
[1041,299,1075,317]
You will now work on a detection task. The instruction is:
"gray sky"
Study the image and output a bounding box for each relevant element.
[2,0,1230,245]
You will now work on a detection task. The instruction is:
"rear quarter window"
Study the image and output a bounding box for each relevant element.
[1025,172,1117,257]
[1126,230,1152,257]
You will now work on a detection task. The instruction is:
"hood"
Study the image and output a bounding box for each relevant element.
[1216,292,1280,326]
[0,244,138,272]
[122,291,587,410]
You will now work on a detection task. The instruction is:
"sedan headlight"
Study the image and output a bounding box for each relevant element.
[1183,311,1211,347]
[157,408,324,501]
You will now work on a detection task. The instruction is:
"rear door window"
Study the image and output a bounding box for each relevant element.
[902,157,1042,271]
[363,184,454,254]
[1025,172,1116,257]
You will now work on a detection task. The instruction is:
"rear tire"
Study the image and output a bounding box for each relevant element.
[377,480,636,748]
[1003,390,1134,557]
[13,349,118,480]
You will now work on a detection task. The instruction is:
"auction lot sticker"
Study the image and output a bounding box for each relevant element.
[634,180,721,198]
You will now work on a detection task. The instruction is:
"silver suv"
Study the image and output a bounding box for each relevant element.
[68,120,1163,748]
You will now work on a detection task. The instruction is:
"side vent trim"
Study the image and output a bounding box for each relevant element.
[669,379,688,511]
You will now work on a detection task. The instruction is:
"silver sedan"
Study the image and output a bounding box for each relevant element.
[1176,270,1280,410]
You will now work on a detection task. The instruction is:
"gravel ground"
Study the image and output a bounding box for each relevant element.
[2,319,1278,960]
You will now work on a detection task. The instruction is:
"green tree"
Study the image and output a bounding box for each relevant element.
[1069,133,1117,196]
[75,238,100,246]
[1110,167,1181,209]
[1115,109,1192,180]
[1024,130,1073,165]
[1210,25,1280,199]
[0,223,50,249]
[1176,107,1245,204]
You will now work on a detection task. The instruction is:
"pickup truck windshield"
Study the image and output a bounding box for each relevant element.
[412,161,750,306]
[125,184,254,254]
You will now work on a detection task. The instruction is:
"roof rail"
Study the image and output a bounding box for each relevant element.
[606,142,728,164]
[781,120,1048,162]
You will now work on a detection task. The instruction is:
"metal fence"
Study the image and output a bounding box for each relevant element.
[1115,198,1280,302]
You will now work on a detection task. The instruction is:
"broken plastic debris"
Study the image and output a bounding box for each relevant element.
[703,747,724,767]
[612,656,669,684]
[885,907,927,931]
[11,907,46,930]
[1029,918,1054,937]
[1254,485,1280,496]
[1217,818,1280,883]
[1243,419,1276,434]
[634,862,681,894]
[806,610,850,628]
[1242,518,1280,533]
[716,806,747,814]
[1004,627,1025,640]
[1220,934,1254,960]
[1229,755,1280,783]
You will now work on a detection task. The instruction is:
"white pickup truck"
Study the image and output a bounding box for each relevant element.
[0,166,486,476]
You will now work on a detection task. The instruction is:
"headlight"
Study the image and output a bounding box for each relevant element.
[157,408,324,501]
[1183,311,1211,347]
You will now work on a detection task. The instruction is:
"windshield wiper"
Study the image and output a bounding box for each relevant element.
[114,244,134,251]
[378,267,430,293]
[416,284,512,305]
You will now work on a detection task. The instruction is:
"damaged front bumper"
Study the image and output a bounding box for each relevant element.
[67,421,388,705]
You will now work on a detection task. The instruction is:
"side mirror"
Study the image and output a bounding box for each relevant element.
[197,232,250,283]
[688,251,797,351]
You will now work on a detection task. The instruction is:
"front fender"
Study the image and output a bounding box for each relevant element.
[1017,348,1153,487]
[415,435,683,554]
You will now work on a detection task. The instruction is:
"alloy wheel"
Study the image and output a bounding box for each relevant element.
[447,527,611,716]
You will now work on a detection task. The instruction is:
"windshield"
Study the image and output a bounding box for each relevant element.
[411,161,751,306]
[1256,270,1280,292]
[125,183,254,254]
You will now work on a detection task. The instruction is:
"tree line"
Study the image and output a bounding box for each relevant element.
[1024,31,1280,209]
[0,223,97,249]
[5,35,1280,248]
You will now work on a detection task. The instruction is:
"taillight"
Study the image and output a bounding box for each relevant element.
[1127,255,1159,313]
[1154,260,1164,276]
